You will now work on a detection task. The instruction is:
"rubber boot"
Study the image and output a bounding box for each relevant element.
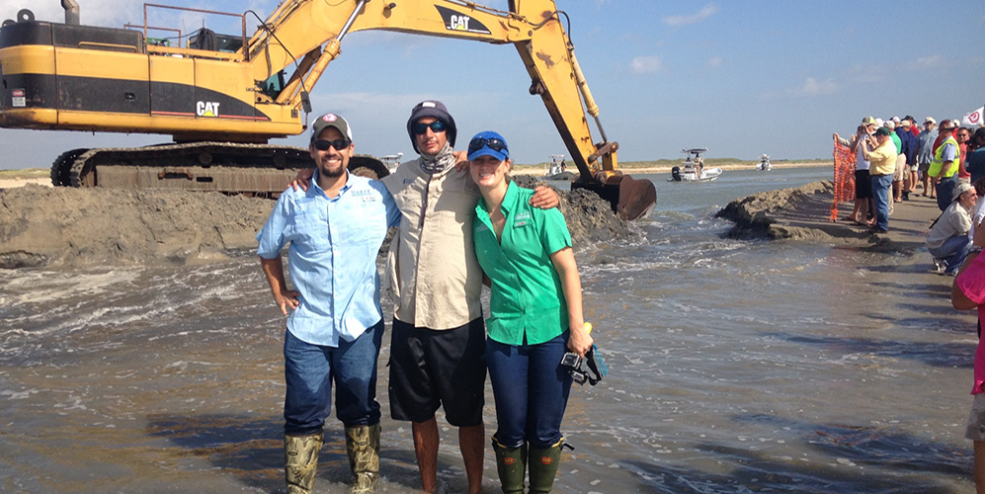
[285,433,323,494]
[345,423,381,494]
[527,440,563,494]
[492,437,526,494]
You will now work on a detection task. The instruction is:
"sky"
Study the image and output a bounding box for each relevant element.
[1,0,984,171]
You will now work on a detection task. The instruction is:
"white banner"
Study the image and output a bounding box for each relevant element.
[962,106,984,127]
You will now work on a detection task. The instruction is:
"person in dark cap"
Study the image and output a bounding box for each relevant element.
[380,101,559,494]
[966,127,985,185]
[257,112,401,494]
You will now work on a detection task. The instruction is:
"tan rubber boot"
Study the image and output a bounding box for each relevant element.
[285,433,324,494]
[345,423,381,493]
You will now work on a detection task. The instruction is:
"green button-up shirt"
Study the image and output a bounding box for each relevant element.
[473,181,572,346]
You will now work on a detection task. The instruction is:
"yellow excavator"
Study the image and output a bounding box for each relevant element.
[0,0,656,219]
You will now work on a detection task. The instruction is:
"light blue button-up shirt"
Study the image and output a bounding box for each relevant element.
[257,171,401,346]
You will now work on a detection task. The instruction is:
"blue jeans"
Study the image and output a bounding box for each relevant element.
[929,235,972,275]
[283,320,383,435]
[870,173,893,230]
[936,176,959,212]
[486,332,572,449]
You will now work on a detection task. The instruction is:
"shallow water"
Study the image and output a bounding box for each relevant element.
[0,167,977,493]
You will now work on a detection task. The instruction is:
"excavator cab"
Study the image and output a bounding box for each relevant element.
[188,28,243,52]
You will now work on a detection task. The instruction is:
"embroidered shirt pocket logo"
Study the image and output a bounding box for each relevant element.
[514,211,531,228]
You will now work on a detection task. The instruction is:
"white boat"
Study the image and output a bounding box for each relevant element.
[543,154,574,180]
[381,153,404,172]
[756,154,772,171]
[668,148,722,182]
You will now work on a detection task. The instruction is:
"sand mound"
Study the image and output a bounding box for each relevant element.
[716,180,939,255]
[0,185,275,268]
[0,180,626,269]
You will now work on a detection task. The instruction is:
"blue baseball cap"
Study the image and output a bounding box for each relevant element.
[467,131,509,162]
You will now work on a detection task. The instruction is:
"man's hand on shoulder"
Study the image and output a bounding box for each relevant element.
[291,168,314,192]
[453,150,469,172]
[530,185,560,209]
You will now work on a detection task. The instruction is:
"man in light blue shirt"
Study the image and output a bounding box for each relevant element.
[257,112,400,494]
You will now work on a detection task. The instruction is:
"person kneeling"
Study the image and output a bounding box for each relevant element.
[927,183,979,276]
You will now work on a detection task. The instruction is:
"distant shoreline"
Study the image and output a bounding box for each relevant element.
[511,161,831,176]
[0,161,833,186]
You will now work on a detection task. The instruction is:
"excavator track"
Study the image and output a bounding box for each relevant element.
[50,142,388,196]
[50,148,89,187]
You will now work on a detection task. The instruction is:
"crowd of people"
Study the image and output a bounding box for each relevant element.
[256,102,601,494]
[835,115,985,275]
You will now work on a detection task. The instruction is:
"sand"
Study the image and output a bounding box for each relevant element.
[0,177,625,269]
[0,178,51,189]
[717,180,942,255]
[3,167,931,271]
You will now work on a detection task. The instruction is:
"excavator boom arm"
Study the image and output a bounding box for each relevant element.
[247,0,605,179]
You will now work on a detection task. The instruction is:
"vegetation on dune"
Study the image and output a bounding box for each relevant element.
[0,168,48,179]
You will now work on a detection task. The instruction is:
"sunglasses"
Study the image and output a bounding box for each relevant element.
[468,137,508,155]
[412,120,448,135]
[313,138,351,151]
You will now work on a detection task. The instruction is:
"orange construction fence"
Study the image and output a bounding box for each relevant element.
[830,140,857,222]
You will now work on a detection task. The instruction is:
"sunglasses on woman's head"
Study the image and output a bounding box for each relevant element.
[412,120,448,135]
[313,138,351,151]
[468,137,508,155]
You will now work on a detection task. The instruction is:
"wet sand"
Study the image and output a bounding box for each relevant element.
[718,180,942,256]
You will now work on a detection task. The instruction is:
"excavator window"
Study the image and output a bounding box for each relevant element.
[187,28,242,52]
[261,71,286,100]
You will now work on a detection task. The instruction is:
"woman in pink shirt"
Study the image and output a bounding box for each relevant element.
[954,223,985,493]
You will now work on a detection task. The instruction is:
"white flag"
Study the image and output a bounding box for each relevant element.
[962,106,984,127]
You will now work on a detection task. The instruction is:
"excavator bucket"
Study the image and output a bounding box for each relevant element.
[615,175,657,221]
[571,174,656,221]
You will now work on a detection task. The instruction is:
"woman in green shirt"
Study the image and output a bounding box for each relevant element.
[467,131,593,493]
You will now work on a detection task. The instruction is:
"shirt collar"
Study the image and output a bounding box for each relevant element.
[311,169,352,199]
[478,180,519,216]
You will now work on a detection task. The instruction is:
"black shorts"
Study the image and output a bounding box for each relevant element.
[855,169,872,199]
[388,317,486,427]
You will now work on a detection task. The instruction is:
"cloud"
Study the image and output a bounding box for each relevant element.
[759,77,838,100]
[906,55,942,70]
[844,63,886,84]
[708,57,723,68]
[21,1,141,26]
[796,77,838,96]
[630,55,663,74]
[663,5,719,27]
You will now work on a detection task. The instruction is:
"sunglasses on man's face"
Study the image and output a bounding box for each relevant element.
[412,120,448,135]
[468,137,508,155]
[313,138,351,151]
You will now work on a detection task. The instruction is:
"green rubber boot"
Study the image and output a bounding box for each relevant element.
[345,423,381,494]
[492,437,526,494]
[527,439,563,494]
[285,433,324,494]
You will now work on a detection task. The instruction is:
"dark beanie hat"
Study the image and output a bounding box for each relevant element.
[407,100,457,154]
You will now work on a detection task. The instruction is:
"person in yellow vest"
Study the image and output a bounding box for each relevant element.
[929,120,962,212]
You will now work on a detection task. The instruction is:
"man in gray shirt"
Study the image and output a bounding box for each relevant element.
[917,117,939,198]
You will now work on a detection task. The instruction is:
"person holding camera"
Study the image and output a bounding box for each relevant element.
[466,130,592,494]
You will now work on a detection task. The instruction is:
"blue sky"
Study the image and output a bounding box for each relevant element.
[2,0,984,170]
